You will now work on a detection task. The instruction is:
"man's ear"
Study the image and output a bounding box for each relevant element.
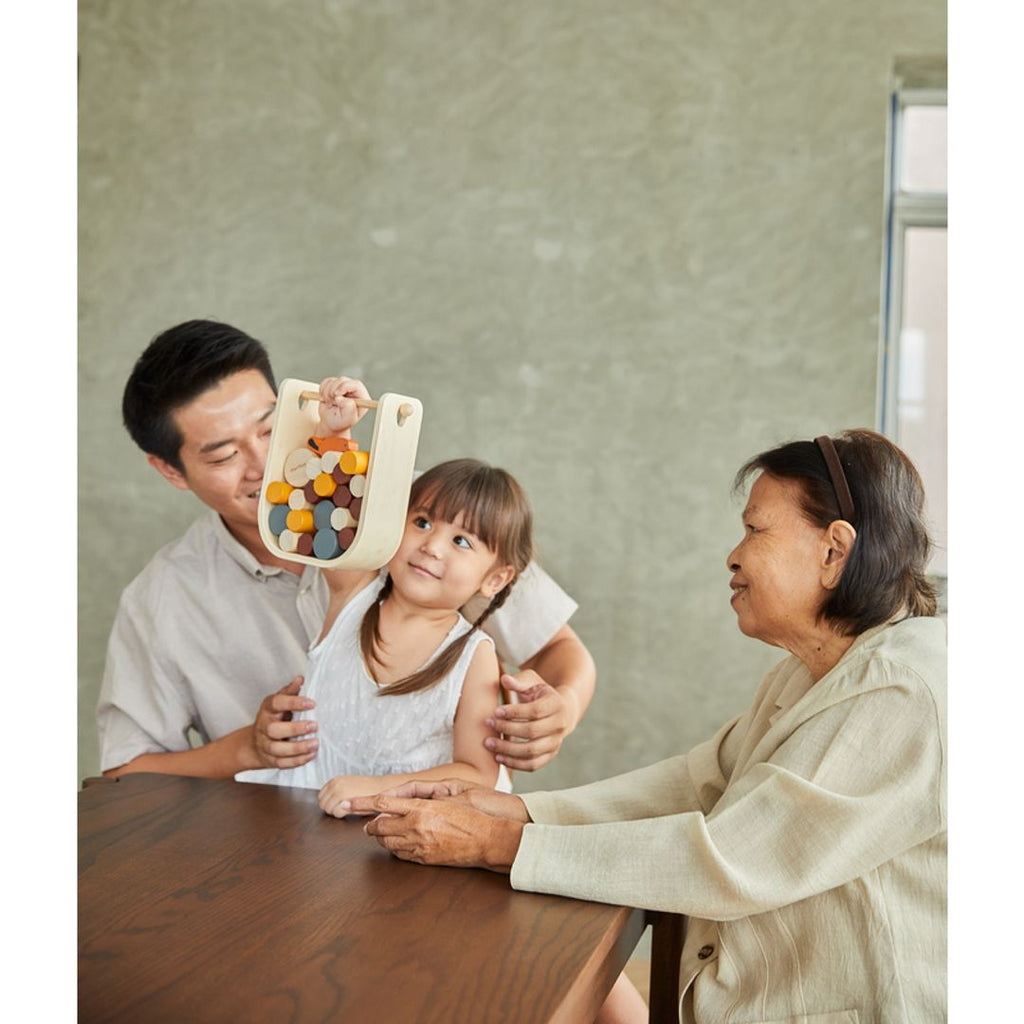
[480,564,516,599]
[147,454,191,492]
[821,520,857,590]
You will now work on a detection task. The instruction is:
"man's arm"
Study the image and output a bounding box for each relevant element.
[102,728,258,779]
[103,677,320,779]
[485,624,596,772]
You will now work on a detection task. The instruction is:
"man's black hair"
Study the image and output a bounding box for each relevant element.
[122,319,276,472]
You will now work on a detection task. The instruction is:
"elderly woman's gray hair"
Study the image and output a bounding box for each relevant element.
[735,428,937,635]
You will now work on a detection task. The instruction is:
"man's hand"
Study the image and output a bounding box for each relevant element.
[483,671,578,772]
[250,676,319,769]
[354,795,525,872]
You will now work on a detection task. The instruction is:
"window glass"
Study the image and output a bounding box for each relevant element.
[900,105,947,193]
[896,226,947,577]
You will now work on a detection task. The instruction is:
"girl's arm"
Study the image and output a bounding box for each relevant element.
[317,568,378,642]
[318,640,501,817]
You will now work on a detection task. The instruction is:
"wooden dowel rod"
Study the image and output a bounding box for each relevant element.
[299,389,378,410]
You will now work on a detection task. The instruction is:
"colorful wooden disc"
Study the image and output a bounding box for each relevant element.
[339,450,369,475]
[265,480,293,504]
[313,529,341,560]
[268,505,290,536]
[286,508,315,534]
[313,500,336,532]
[278,529,301,553]
[330,506,357,531]
[313,472,336,498]
[283,448,315,487]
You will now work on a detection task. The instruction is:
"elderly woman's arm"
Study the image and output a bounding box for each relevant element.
[523,711,745,825]
[512,658,944,919]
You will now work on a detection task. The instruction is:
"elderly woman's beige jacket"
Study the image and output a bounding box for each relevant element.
[513,617,946,1024]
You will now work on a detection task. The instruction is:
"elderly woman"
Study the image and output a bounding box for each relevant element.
[344,430,946,1024]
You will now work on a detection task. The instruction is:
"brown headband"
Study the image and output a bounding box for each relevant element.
[814,435,856,523]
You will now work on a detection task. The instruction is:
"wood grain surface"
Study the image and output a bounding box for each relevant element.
[79,774,646,1023]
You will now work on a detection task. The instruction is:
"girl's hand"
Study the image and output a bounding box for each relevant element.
[358,796,525,872]
[319,774,379,817]
[348,779,531,822]
[317,375,371,435]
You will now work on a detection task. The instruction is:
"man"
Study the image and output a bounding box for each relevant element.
[98,320,596,778]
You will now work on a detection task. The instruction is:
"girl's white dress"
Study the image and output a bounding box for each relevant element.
[237,580,496,790]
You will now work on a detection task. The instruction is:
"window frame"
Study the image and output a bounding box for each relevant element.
[877,86,947,437]
[877,81,947,600]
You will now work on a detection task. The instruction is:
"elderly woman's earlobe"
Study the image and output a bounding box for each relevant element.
[821,520,857,590]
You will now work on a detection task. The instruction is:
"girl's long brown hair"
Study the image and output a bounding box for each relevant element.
[360,459,534,696]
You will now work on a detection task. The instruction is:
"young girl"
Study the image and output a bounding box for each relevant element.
[237,454,535,816]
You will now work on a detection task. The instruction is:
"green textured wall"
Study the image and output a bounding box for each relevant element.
[78,0,946,788]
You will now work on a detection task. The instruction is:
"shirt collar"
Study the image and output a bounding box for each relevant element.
[770,664,815,722]
[207,511,319,588]
[768,618,905,722]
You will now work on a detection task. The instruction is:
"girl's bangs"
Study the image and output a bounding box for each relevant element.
[411,474,502,550]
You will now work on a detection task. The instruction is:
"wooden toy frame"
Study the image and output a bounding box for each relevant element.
[258,378,423,570]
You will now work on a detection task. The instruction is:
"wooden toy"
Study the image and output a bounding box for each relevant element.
[257,379,422,570]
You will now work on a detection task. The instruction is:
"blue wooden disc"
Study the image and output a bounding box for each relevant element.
[268,504,290,536]
[313,528,341,560]
[313,499,335,531]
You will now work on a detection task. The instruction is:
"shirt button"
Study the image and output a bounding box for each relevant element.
[697,945,714,960]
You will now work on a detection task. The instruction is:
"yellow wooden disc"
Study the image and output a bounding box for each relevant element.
[265,480,293,504]
[285,508,315,533]
[313,472,337,497]
[339,449,369,475]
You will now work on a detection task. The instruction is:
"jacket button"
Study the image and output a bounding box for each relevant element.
[697,945,714,960]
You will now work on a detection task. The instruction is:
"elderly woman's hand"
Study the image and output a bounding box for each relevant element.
[350,794,526,871]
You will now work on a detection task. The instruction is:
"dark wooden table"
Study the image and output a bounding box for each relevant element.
[80,774,682,1023]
